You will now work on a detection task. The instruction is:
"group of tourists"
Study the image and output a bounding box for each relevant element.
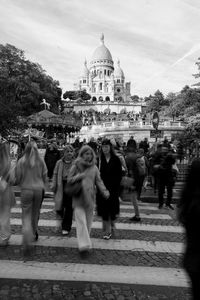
[80,110,148,126]
[0,136,178,255]
[1,135,200,298]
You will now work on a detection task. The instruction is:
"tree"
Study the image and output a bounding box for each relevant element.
[176,86,200,117]
[130,95,140,102]
[0,44,62,135]
[193,57,200,87]
[145,90,167,113]
[63,89,91,101]
[165,92,179,120]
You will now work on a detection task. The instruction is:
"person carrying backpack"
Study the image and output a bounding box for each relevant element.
[136,148,149,200]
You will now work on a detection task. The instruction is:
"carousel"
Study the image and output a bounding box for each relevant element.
[19,100,82,144]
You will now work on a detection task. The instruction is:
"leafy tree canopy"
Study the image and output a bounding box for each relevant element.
[63,89,91,101]
[0,43,62,135]
[130,95,140,102]
[144,90,167,113]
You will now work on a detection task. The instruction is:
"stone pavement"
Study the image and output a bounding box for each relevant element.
[0,191,191,300]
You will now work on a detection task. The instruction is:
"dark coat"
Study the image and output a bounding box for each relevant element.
[44,148,60,178]
[96,154,122,220]
[183,199,200,273]
[157,154,176,185]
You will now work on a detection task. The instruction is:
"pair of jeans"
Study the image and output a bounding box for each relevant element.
[57,192,73,232]
[135,175,145,200]
[131,191,140,217]
[21,188,43,247]
[158,180,173,206]
[74,205,94,251]
[0,197,11,242]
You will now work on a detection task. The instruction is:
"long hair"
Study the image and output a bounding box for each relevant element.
[100,138,116,163]
[178,159,200,224]
[20,141,42,168]
[0,142,11,178]
[78,145,96,165]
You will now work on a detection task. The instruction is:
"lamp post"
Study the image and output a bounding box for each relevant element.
[152,111,159,142]
[27,123,32,142]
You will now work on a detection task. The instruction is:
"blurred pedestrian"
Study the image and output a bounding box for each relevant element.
[0,141,15,246]
[125,146,141,222]
[68,145,109,255]
[52,145,75,235]
[178,159,200,300]
[96,139,122,239]
[157,149,177,209]
[127,136,137,151]
[151,144,163,194]
[139,137,149,155]
[44,142,60,179]
[135,148,149,200]
[15,141,48,256]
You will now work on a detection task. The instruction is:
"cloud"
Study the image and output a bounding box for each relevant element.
[1,0,200,97]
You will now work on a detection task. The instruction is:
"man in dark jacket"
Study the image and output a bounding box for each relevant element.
[127,136,137,151]
[44,142,60,179]
[157,150,176,210]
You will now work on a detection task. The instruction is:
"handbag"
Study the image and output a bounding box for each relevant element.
[0,177,8,192]
[64,164,83,197]
[120,176,134,188]
[64,179,82,197]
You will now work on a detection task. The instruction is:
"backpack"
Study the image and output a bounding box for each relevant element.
[136,156,147,176]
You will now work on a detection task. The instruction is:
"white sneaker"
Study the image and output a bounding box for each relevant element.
[62,230,69,236]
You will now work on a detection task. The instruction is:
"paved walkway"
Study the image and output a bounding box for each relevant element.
[0,194,191,300]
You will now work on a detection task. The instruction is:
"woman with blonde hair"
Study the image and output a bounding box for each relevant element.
[0,141,15,246]
[67,145,109,256]
[15,141,48,256]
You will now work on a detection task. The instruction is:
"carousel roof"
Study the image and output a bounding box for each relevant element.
[36,110,56,118]
[20,109,82,130]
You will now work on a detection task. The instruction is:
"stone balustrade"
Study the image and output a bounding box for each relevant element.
[84,120,186,130]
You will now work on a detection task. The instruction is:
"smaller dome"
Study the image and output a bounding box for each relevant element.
[114,59,124,78]
[81,59,89,77]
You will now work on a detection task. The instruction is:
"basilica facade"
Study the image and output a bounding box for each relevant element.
[75,34,131,102]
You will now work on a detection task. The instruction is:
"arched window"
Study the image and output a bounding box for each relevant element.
[99,82,103,90]
[105,84,108,93]
[117,79,120,83]
[105,96,110,102]
[92,97,97,102]
[99,96,103,102]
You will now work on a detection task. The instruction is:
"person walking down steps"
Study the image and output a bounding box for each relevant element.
[96,139,122,239]
[0,141,16,246]
[67,145,109,257]
[15,141,49,257]
[52,145,75,235]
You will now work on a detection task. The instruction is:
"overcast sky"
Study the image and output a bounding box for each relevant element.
[1,0,200,97]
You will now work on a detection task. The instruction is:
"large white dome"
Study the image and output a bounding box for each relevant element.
[92,45,113,61]
[91,34,113,62]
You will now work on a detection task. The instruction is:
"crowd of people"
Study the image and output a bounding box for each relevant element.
[80,110,148,126]
[0,135,200,298]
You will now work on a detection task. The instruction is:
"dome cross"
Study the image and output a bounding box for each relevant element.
[100,33,104,44]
